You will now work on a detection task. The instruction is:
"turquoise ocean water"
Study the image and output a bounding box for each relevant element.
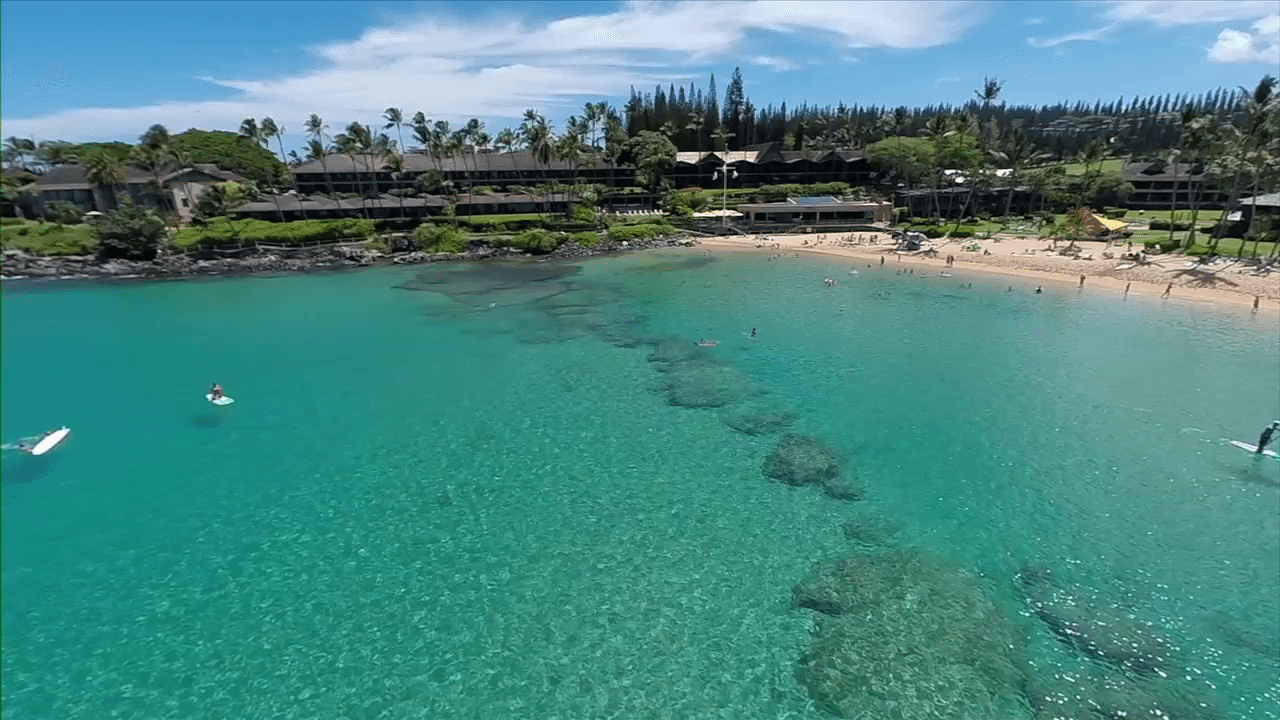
[3,252,1278,719]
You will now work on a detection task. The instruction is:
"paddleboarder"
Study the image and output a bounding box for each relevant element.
[210,383,225,402]
[1257,420,1280,455]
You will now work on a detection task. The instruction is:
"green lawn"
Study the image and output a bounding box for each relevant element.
[1030,158,1126,176]
[456,213,547,225]
[1123,209,1228,225]
[1,219,98,255]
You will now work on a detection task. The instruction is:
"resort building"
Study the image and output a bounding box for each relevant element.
[894,187,1037,219]
[29,163,243,221]
[291,152,634,195]
[1121,160,1229,210]
[231,194,448,222]
[228,192,574,222]
[735,196,892,231]
[1232,191,1280,235]
[669,143,873,189]
[291,142,873,196]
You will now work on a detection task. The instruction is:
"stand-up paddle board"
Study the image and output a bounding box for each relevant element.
[206,394,235,406]
[30,427,71,456]
[1230,440,1278,457]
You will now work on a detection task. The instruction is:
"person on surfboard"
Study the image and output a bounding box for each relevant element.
[17,430,55,453]
[1257,420,1280,455]
[210,383,225,402]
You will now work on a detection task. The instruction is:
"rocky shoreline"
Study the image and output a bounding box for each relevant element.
[1,236,697,282]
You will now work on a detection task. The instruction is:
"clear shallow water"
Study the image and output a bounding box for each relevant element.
[2,253,1277,719]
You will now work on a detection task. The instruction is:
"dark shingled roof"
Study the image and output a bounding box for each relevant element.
[1121,160,1208,182]
[34,163,242,191]
[293,151,615,175]
[232,193,446,213]
[454,192,572,206]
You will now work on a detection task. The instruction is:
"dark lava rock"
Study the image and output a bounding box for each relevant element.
[841,513,901,548]
[763,434,840,487]
[820,478,862,501]
[795,549,1029,718]
[1025,666,1225,720]
[720,399,797,436]
[659,362,754,408]
[1016,564,1180,677]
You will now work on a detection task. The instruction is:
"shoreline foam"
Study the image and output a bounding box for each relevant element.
[692,232,1280,314]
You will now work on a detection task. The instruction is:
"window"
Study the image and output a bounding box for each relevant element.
[181,198,190,208]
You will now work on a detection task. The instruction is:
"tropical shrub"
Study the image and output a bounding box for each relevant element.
[920,227,946,239]
[1,221,97,255]
[174,218,375,247]
[508,229,565,254]
[949,228,975,238]
[415,223,470,253]
[606,223,674,242]
[44,202,84,225]
[93,201,167,260]
[572,231,601,247]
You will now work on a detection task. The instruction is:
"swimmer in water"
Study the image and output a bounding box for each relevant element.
[1034,286,1043,294]
[750,328,758,338]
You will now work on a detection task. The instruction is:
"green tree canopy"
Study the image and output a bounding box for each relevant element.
[168,129,287,186]
[622,130,678,192]
[93,199,167,260]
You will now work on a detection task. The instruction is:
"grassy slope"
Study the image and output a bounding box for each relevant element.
[1,219,98,255]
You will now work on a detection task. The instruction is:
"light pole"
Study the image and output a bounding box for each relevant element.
[713,156,737,228]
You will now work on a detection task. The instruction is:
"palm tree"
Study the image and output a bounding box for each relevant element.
[83,150,127,212]
[1227,75,1277,255]
[200,182,248,236]
[879,107,912,190]
[919,114,955,219]
[520,110,554,190]
[36,140,79,167]
[168,147,199,224]
[989,125,1046,219]
[493,128,519,190]
[1075,138,1107,209]
[3,137,37,171]
[240,118,286,221]
[556,125,586,216]
[304,114,335,196]
[260,118,303,219]
[131,145,170,212]
[1180,110,1213,247]
[383,108,406,161]
[333,127,370,220]
[382,152,406,220]
[686,114,706,155]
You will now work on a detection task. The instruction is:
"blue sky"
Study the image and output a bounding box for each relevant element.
[2,0,1276,156]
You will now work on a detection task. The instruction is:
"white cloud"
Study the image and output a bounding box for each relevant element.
[1029,1,1278,55]
[935,76,962,85]
[1,0,985,143]
[1208,13,1280,63]
[1023,17,1044,25]
[1027,25,1116,48]
[750,56,800,71]
[1099,0,1278,27]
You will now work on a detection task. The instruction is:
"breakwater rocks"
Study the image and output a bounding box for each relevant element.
[793,549,1031,718]
[1,237,698,281]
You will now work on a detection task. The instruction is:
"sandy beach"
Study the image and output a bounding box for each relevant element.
[693,231,1280,313]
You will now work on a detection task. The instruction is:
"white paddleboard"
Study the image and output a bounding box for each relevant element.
[1114,263,1136,271]
[1230,440,1278,457]
[30,427,70,456]
[206,394,235,406]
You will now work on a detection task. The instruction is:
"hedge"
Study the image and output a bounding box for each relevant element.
[2,221,98,255]
[949,228,975,239]
[606,223,675,242]
[174,218,376,247]
[415,224,470,253]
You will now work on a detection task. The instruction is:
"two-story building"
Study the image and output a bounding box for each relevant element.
[291,152,634,196]
[1121,160,1229,210]
[31,163,243,221]
[669,143,873,189]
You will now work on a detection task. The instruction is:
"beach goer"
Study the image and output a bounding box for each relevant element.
[1253,295,1260,313]
[880,256,884,266]
[1034,286,1043,294]
[1124,282,1131,299]
[750,328,758,338]
[1162,283,1172,298]
[210,383,224,401]
[1079,275,1085,288]
[1258,421,1280,454]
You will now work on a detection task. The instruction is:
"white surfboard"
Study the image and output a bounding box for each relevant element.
[30,427,71,456]
[1230,440,1278,457]
[1114,263,1136,271]
[206,394,235,406]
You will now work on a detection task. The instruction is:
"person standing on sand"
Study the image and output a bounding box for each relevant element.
[1253,296,1260,313]
[1162,283,1172,298]
[880,256,884,265]
[1124,282,1131,299]
[1079,275,1085,288]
